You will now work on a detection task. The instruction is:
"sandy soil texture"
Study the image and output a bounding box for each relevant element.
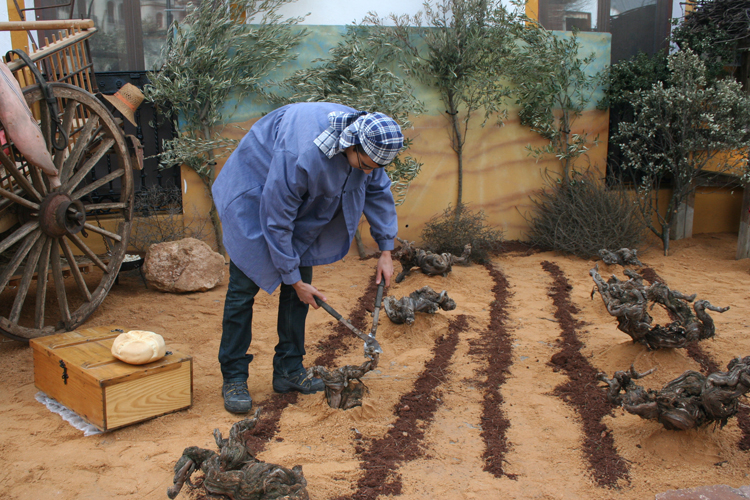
[2,233,750,500]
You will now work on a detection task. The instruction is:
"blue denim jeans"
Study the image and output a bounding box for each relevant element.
[219,261,312,382]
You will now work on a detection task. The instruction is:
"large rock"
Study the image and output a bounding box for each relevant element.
[143,238,225,292]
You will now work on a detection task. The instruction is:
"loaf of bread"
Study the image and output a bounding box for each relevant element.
[111,330,167,365]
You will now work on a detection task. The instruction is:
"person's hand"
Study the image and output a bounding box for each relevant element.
[292,281,326,308]
[375,250,393,287]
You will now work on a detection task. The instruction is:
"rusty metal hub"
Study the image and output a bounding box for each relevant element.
[38,192,86,237]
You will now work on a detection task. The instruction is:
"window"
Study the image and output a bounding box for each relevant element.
[534,0,674,63]
[36,0,193,71]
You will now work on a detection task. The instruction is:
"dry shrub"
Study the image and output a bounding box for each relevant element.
[525,170,644,258]
[129,184,211,253]
[420,203,504,264]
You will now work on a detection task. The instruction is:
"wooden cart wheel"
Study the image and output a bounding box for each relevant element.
[0,83,134,341]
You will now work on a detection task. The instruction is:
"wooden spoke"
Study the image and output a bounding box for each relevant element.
[0,185,40,211]
[0,148,42,201]
[83,201,128,211]
[1,83,134,340]
[9,235,46,323]
[59,114,99,183]
[0,221,40,255]
[59,237,92,301]
[82,222,123,242]
[28,158,49,197]
[49,238,72,326]
[66,232,109,272]
[0,186,25,212]
[34,237,52,330]
[53,99,80,172]
[62,137,115,194]
[70,164,123,200]
[0,228,42,292]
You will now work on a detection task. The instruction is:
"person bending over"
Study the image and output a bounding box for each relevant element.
[212,102,403,413]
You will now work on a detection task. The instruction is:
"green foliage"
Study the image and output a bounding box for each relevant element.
[277,25,424,206]
[145,0,306,178]
[614,49,750,254]
[421,203,504,263]
[525,170,644,258]
[144,0,307,253]
[364,0,517,207]
[506,18,602,182]
[598,50,670,111]
[671,0,747,84]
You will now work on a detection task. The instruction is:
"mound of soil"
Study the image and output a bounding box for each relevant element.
[2,233,750,499]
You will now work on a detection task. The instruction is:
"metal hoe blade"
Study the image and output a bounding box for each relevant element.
[315,296,383,355]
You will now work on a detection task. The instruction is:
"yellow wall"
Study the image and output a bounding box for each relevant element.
[6,0,28,50]
[694,186,743,233]
[180,106,742,252]
[198,107,611,250]
[392,108,610,242]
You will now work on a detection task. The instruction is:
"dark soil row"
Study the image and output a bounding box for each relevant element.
[313,273,379,367]
[244,392,298,455]
[466,263,515,479]
[339,315,467,500]
[641,267,750,451]
[541,261,629,488]
[248,271,379,454]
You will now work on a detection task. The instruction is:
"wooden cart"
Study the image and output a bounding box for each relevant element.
[0,20,135,341]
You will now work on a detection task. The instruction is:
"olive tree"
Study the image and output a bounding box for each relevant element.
[614,49,750,255]
[277,25,424,208]
[145,0,307,254]
[363,0,517,211]
[506,18,602,183]
[276,25,425,256]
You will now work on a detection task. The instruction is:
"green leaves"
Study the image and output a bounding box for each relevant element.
[145,0,307,177]
[363,0,519,206]
[506,19,601,180]
[276,24,425,205]
[613,49,750,249]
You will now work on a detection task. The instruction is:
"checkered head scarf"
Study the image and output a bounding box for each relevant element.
[314,110,404,166]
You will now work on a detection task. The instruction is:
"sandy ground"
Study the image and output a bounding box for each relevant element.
[2,233,750,500]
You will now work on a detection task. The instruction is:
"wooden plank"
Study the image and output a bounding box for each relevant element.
[5,29,97,74]
[31,336,106,429]
[31,325,193,431]
[104,361,192,430]
[0,20,95,31]
[6,254,103,286]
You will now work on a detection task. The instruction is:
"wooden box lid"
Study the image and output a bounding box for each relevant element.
[30,325,192,387]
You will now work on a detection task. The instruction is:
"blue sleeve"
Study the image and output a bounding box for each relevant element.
[259,150,305,285]
[363,169,398,251]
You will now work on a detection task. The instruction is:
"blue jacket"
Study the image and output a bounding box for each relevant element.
[212,102,398,293]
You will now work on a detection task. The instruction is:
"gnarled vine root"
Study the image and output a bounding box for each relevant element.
[306,354,379,409]
[599,357,750,430]
[383,286,457,325]
[598,248,643,267]
[167,409,309,499]
[393,237,471,283]
[590,265,729,349]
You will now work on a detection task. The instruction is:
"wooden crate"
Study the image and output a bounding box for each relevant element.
[30,325,192,431]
